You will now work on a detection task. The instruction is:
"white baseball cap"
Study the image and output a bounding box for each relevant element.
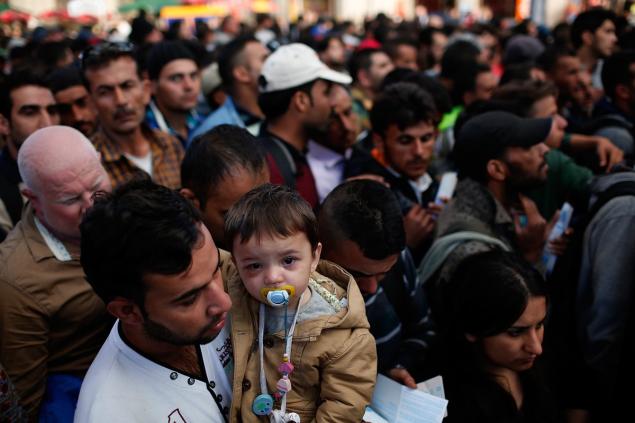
[259,43,352,93]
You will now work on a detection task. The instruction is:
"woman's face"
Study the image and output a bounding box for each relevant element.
[470,296,547,373]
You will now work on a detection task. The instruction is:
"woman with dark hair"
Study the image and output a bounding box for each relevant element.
[439,251,558,423]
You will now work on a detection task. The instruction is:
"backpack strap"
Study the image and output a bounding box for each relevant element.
[261,137,296,190]
[417,231,511,287]
[586,180,635,225]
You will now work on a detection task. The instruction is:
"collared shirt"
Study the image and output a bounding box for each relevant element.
[306,140,352,203]
[91,124,184,190]
[385,166,433,205]
[145,99,201,147]
[0,205,111,418]
[74,321,232,423]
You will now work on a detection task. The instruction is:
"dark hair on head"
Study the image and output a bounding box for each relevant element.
[224,183,318,252]
[80,42,140,90]
[371,81,437,135]
[383,37,418,62]
[80,178,203,306]
[181,124,267,208]
[34,40,72,73]
[419,26,445,47]
[0,70,50,120]
[348,48,384,83]
[46,64,83,94]
[258,79,316,121]
[499,61,536,85]
[536,45,578,74]
[403,71,453,115]
[145,40,198,80]
[440,39,481,80]
[602,50,635,100]
[438,251,548,381]
[314,34,344,54]
[318,180,405,260]
[493,79,558,116]
[217,35,259,90]
[571,7,617,50]
[380,67,416,90]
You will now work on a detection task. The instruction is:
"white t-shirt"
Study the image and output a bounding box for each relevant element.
[74,321,233,422]
[124,150,153,177]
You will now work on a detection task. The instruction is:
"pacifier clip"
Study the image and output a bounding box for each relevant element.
[252,290,305,423]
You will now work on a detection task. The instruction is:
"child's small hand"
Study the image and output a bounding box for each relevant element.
[387,366,417,389]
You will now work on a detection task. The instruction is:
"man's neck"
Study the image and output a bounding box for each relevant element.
[102,125,151,157]
[157,103,189,140]
[233,85,264,119]
[487,180,515,212]
[7,139,18,162]
[120,322,202,377]
[578,47,598,72]
[266,116,308,153]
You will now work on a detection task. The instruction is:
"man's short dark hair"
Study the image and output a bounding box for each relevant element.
[224,183,319,252]
[382,69,452,116]
[602,50,635,100]
[80,41,140,90]
[536,45,577,73]
[217,35,259,90]
[80,178,203,306]
[383,37,418,62]
[348,48,383,83]
[0,70,50,120]
[145,40,198,80]
[493,79,558,116]
[319,180,405,260]
[46,64,83,94]
[440,39,481,80]
[181,124,267,209]
[571,8,617,50]
[370,82,437,136]
[258,79,316,121]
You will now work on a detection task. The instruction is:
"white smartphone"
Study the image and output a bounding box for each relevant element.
[435,172,458,205]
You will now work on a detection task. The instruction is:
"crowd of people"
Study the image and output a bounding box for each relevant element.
[0,4,634,422]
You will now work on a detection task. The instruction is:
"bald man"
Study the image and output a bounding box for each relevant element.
[0,126,113,421]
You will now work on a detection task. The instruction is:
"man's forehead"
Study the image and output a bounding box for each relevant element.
[11,85,55,104]
[85,56,139,83]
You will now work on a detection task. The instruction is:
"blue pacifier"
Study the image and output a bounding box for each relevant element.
[260,285,295,307]
[252,393,274,416]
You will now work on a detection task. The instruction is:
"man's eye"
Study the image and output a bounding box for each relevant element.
[180,296,197,306]
[169,75,183,83]
[507,329,523,338]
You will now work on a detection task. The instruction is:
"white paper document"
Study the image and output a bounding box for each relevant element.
[363,374,448,423]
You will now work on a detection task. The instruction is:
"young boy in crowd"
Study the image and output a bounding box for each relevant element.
[224,184,376,423]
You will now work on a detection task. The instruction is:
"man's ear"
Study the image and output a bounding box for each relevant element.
[0,114,9,137]
[358,69,371,89]
[486,159,507,182]
[233,65,251,84]
[21,187,41,214]
[311,242,322,273]
[615,83,631,102]
[179,188,201,209]
[292,90,310,113]
[106,297,145,325]
[372,132,385,152]
[142,78,152,106]
[150,79,159,96]
[581,30,594,47]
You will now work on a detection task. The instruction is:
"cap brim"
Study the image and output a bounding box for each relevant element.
[317,67,352,85]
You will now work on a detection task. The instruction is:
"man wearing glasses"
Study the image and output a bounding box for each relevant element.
[81,42,184,190]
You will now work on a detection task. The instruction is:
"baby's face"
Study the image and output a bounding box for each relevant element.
[232,231,321,308]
